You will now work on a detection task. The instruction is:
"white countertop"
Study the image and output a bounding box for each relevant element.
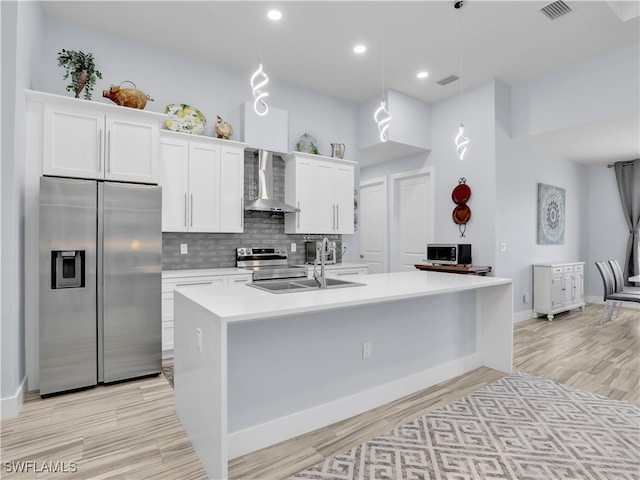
[175,270,512,324]
[162,267,252,279]
[532,262,584,267]
[163,263,367,279]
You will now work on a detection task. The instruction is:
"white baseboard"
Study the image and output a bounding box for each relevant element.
[513,309,535,323]
[228,353,480,459]
[1,375,27,419]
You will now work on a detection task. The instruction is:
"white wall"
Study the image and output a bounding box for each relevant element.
[511,43,639,139]
[360,81,498,269]
[495,82,589,320]
[586,164,629,300]
[1,0,42,418]
[39,16,358,157]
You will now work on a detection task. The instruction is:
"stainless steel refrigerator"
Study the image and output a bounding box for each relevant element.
[39,176,162,396]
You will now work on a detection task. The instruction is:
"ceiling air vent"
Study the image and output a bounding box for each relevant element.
[539,0,572,20]
[437,74,459,86]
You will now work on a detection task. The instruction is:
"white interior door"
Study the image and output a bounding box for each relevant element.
[390,169,434,272]
[359,178,388,274]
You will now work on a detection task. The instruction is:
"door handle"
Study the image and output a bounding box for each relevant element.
[190,194,194,227]
[184,194,187,227]
[297,202,300,228]
[240,196,244,230]
[336,204,339,230]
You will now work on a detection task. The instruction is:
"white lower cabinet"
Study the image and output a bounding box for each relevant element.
[162,270,252,354]
[533,262,585,321]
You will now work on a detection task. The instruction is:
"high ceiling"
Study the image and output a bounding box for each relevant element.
[42,1,640,165]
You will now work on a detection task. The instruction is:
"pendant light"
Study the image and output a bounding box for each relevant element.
[251,64,269,116]
[374,30,391,142]
[454,0,469,160]
[251,15,271,116]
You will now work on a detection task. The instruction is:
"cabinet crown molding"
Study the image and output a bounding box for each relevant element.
[26,89,167,122]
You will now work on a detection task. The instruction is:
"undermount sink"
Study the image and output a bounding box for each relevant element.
[248,277,365,293]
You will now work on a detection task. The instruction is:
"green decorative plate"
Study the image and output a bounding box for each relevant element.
[163,103,206,134]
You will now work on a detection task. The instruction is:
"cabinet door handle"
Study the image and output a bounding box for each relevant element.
[240,196,244,230]
[107,130,111,174]
[190,194,194,227]
[98,129,103,173]
[336,204,339,230]
[176,281,213,287]
[297,202,300,228]
[184,194,187,228]
[332,204,336,230]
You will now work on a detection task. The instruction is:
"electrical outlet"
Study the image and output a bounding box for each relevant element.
[523,289,530,303]
[499,243,507,253]
[291,242,296,253]
[196,328,202,352]
[180,244,188,255]
[362,341,372,359]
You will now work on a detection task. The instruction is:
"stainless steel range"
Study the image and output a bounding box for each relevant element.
[236,246,307,281]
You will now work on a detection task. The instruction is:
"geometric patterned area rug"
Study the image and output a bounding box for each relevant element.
[289,372,640,480]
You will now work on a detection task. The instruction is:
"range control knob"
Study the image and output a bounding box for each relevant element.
[238,248,245,256]
[246,248,252,255]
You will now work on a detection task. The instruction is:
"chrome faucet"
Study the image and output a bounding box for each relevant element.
[313,237,328,288]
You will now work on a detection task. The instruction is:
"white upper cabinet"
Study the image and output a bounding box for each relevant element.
[159,131,245,233]
[159,136,189,231]
[33,91,164,183]
[284,152,355,234]
[219,145,244,232]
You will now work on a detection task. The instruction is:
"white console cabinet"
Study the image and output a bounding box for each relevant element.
[162,269,252,355]
[284,152,356,234]
[533,262,585,321]
[27,90,165,184]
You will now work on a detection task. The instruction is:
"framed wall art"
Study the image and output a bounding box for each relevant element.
[537,183,565,245]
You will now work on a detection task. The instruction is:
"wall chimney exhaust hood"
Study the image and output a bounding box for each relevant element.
[244,150,300,213]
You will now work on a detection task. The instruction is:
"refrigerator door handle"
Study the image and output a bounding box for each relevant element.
[97,182,104,382]
[190,194,194,227]
[184,194,187,228]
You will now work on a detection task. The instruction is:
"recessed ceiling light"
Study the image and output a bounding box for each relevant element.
[353,45,366,54]
[267,10,282,20]
[417,71,429,79]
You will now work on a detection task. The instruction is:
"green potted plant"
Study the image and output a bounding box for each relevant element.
[57,49,103,100]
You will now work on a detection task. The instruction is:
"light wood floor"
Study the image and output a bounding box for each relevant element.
[1,304,637,479]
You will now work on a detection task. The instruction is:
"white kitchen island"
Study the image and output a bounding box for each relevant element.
[174,271,513,479]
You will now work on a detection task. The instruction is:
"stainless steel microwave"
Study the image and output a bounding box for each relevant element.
[426,244,472,265]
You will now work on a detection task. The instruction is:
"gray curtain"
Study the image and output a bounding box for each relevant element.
[614,159,640,285]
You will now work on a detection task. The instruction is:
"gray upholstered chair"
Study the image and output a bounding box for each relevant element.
[595,261,640,325]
